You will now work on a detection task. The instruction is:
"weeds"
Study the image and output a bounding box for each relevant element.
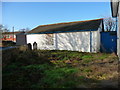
[41,67,78,88]
[2,49,118,88]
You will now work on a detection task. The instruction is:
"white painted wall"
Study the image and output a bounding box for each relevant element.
[96,23,102,52]
[27,30,100,53]
[91,30,100,52]
[57,32,90,52]
[117,4,120,58]
[27,34,55,50]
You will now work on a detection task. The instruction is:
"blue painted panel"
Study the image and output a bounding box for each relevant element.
[100,32,117,53]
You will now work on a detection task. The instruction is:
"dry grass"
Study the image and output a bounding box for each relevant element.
[2,49,119,88]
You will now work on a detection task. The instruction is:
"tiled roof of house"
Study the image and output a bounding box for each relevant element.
[28,18,103,34]
[2,31,21,34]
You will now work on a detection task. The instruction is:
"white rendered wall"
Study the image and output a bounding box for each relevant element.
[118,4,120,58]
[57,31,99,52]
[27,34,55,50]
[57,32,90,52]
[91,30,100,52]
[96,23,102,52]
[27,31,100,53]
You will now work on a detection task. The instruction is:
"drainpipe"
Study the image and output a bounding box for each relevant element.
[116,17,120,60]
[116,17,118,32]
[115,17,118,53]
[90,30,92,52]
[55,33,58,50]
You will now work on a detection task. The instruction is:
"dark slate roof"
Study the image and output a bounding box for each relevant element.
[111,0,119,17]
[28,18,103,34]
[2,31,21,34]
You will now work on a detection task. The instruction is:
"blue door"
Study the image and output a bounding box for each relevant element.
[100,31,117,53]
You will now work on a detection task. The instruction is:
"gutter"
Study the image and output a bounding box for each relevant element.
[27,29,98,35]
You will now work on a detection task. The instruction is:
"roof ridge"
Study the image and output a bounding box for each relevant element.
[41,18,103,26]
[31,18,103,32]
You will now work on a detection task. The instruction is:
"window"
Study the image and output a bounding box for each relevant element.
[45,34,54,45]
[6,35,9,38]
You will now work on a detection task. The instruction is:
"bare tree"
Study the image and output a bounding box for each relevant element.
[25,27,30,32]
[104,17,116,32]
[19,27,30,33]
[0,24,9,33]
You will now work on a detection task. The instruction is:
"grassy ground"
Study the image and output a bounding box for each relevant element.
[2,48,119,88]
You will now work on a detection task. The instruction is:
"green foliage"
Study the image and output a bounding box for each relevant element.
[82,68,92,73]
[82,59,92,63]
[82,55,93,59]
[98,54,108,60]
[2,49,118,88]
[81,55,94,64]
[92,53,109,60]
[51,60,67,67]
[3,63,19,74]
[50,50,83,61]
[21,64,52,74]
[40,67,78,88]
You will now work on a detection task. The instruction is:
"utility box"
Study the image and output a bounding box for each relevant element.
[16,32,27,45]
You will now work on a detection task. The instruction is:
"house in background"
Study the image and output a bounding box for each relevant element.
[111,0,120,58]
[27,18,104,53]
[2,32,20,42]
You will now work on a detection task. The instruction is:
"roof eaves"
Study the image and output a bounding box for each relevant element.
[27,29,98,34]
[111,0,119,17]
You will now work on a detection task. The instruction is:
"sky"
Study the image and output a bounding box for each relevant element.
[2,2,112,31]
